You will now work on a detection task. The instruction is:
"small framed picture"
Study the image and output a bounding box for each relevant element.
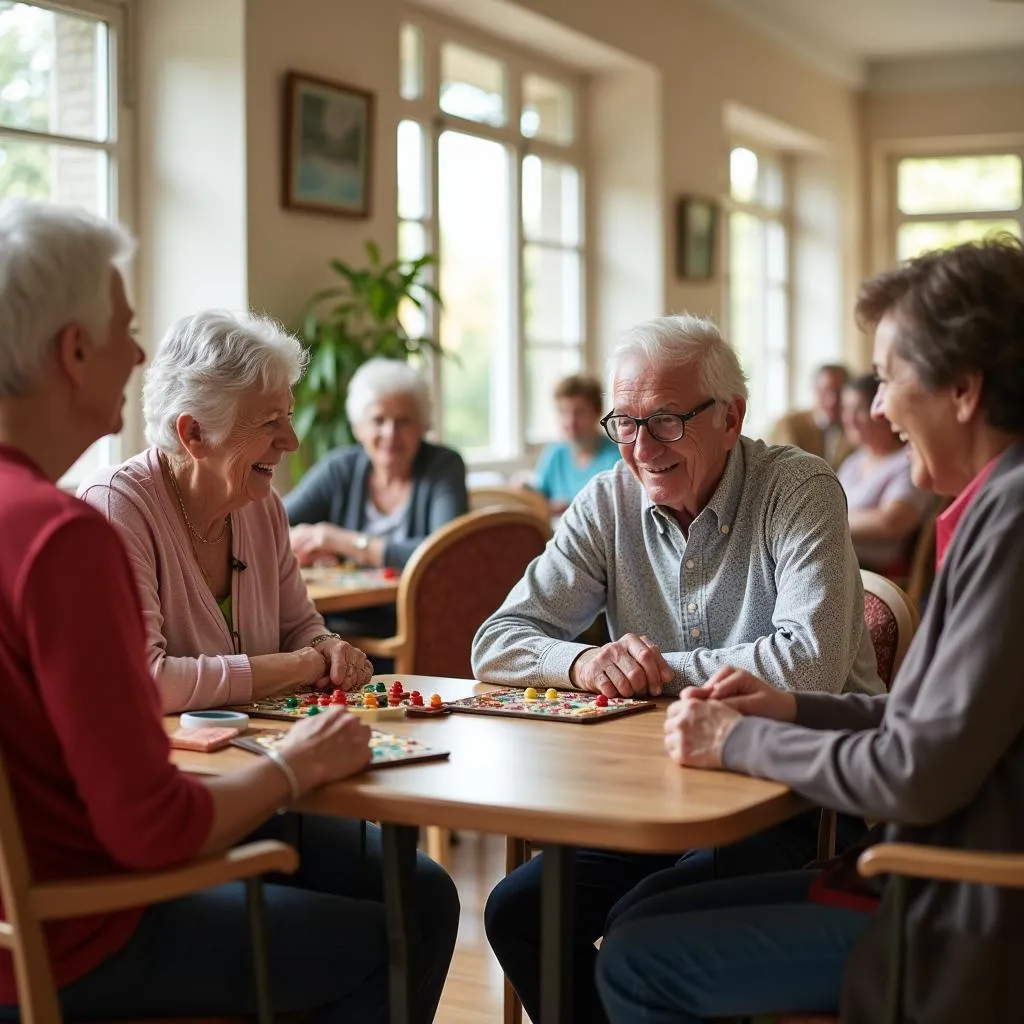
[282,71,374,218]
[676,196,718,281]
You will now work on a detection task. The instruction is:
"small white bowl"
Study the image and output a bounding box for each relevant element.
[179,710,249,734]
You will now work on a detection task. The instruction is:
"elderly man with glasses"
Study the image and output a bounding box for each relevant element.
[473,313,884,1024]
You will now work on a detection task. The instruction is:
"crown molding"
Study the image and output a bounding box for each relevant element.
[868,48,1024,91]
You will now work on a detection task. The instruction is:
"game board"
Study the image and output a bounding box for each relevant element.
[301,564,397,589]
[228,680,446,722]
[445,686,656,724]
[232,728,449,769]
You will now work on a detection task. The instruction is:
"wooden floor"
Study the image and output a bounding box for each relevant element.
[435,832,531,1024]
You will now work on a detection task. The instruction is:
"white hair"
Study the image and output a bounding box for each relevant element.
[345,357,432,430]
[143,309,308,456]
[0,199,134,398]
[608,315,749,419]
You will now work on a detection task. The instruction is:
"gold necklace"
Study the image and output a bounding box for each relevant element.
[162,454,230,544]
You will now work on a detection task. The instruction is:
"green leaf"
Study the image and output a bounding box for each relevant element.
[292,404,318,442]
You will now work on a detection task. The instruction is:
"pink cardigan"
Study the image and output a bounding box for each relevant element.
[79,448,327,712]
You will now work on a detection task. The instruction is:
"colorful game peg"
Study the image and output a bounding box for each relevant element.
[364,693,379,709]
[523,687,538,701]
[375,681,387,693]
[595,694,609,708]
[387,694,401,707]
[545,688,559,701]
[284,697,299,708]
[429,692,443,709]
[303,693,318,705]
[318,694,331,706]
[410,691,424,707]
[306,705,320,716]
[331,690,347,705]
[381,567,397,579]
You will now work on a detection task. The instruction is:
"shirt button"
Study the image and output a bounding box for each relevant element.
[687,602,697,612]
[691,627,701,638]
[721,524,730,535]
[685,559,695,569]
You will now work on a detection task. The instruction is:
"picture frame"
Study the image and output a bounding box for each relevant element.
[676,196,718,281]
[282,71,374,219]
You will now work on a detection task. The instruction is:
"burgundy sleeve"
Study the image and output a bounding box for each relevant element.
[18,510,214,871]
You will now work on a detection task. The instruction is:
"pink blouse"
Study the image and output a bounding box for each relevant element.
[79,448,326,712]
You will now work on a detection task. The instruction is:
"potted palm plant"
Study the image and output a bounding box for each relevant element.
[291,240,443,476]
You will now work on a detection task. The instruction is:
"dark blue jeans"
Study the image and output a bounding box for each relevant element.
[598,870,872,1023]
[484,809,865,1024]
[0,815,459,1024]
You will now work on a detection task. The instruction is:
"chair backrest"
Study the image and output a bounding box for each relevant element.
[0,745,62,1024]
[903,495,949,610]
[467,485,550,527]
[393,508,550,678]
[861,570,920,689]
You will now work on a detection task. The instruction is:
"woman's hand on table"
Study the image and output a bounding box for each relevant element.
[315,637,373,690]
[278,707,372,790]
[663,690,742,769]
[290,522,345,566]
[703,666,797,722]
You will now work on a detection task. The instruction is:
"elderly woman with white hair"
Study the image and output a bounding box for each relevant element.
[285,357,467,575]
[79,310,374,713]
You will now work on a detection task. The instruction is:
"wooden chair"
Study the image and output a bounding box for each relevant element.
[348,507,550,867]
[468,485,551,529]
[0,747,298,1024]
[901,495,949,611]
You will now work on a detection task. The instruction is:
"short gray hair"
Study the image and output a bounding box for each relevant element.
[0,199,134,398]
[143,309,308,456]
[345,358,431,429]
[609,315,749,415]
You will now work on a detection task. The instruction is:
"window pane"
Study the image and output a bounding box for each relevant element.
[524,245,581,345]
[897,155,1023,215]
[397,119,426,220]
[525,346,581,444]
[0,3,108,141]
[897,218,1021,261]
[766,219,787,286]
[398,220,428,339]
[438,131,511,456]
[730,147,758,203]
[440,43,506,127]
[521,73,573,144]
[400,23,423,100]
[0,136,108,214]
[522,154,580,246]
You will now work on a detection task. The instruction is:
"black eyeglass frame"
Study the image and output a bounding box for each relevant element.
[600,397,717,445]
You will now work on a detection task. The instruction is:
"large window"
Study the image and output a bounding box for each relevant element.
[893,152,1023,261]
[0,0,129,481]
[725,144,790,437]
[398,20,585,463]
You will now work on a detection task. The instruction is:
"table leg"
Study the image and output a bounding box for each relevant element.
[540,843,575,1024]
[382,823,419,1024]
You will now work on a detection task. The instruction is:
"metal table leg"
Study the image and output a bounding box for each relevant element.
[382,823,420,1024]
[540,844,575,1024]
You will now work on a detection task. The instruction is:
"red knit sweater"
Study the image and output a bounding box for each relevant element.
[0,446,213,1005]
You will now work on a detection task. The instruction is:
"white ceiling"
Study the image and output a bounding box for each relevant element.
[709,0,1024,59]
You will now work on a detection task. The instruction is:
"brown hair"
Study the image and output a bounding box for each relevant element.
[554,373,603,415]
[855,234,1024,434]
[845,371,879,406]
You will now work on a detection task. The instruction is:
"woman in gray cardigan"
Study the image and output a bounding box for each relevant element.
[596,235,1024,1024]
[285,358,467,635]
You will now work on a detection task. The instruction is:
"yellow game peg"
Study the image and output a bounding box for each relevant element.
[545,688,559,701]
[524,687,538,701]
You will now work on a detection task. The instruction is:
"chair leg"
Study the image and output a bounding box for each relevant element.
[246,875,274,1024]
[501,838,530,1024]
[426,826,451,868]
[817,809,838,862]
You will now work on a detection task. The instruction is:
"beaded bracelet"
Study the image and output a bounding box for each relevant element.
[308,632,341,648]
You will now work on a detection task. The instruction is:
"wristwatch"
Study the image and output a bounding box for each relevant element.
[354,533,370,553]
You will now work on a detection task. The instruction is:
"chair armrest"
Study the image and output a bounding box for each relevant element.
[858,842,1024,888]
[346,635,402,658]
[31,839,299,921]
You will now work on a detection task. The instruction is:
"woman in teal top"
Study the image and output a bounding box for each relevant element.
[532,374,620,513]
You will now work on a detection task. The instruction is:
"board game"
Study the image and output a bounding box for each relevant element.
[301,564,397,589]
[445,686,656,724]
[228,680,446,722]
[232,728,449,769]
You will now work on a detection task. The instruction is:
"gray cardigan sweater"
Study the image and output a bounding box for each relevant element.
[725,440,1024,1024]
[283,441,468,570]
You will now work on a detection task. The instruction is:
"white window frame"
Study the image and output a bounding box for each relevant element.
[398,13,587,470]
[888,145,1024,266]
[0,0,135,485]
[721,141,794,434]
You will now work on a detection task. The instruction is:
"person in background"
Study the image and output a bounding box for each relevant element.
[838,371,930,576]
[474,314,882,1024]
[596,235,1024,1024]
[770,363,853,469]
[285,358,467,636]
[527,373,620,514]
[0,199,457,1022]
[79,310,374,714]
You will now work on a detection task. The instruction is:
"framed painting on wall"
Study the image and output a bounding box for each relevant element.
[676,195,718,281]
[282,71,374,218]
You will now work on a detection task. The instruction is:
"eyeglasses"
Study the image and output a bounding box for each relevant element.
[600,397,717,445]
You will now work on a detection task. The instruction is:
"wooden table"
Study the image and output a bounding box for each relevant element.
[301,566,399,615]
[171,675,806,1024]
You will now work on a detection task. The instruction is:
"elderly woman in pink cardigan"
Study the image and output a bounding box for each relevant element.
[79,309,373,713]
